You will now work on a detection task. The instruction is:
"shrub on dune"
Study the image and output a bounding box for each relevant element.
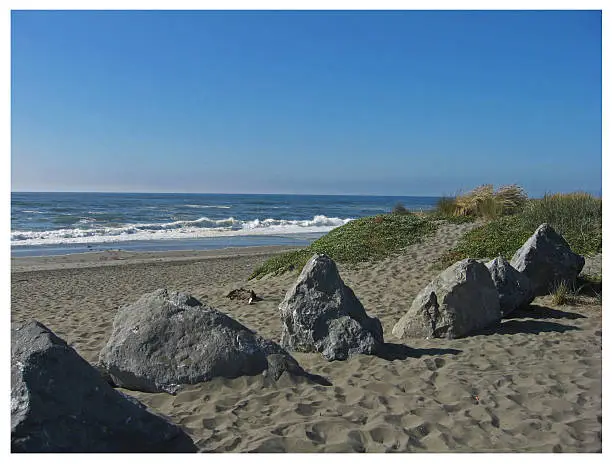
[454,184,496,217]
[441,191,601,265]
[433,196,458,217]
[495,184,528,215]
[250,214,437,279]
[434,184,527,219]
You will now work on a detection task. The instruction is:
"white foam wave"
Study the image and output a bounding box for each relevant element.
[11,215,352,246]
[22,210,43,214]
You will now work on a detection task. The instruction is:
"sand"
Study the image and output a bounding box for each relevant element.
[10,222,602,452]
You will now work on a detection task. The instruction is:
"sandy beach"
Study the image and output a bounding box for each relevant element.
[11,221,602,452]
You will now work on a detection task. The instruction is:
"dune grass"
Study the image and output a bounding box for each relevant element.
[440,192,602,266]
[249,213,437,279]
[429,197,475,224]
[551,281,574,306]
[433,196,458,216]
[250,187,601,279]
[433,184,528,220]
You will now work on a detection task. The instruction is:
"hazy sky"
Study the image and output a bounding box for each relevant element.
[11,10,602,196]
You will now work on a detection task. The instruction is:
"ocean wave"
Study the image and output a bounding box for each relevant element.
[11,215,353,246]
[183,204,232,209]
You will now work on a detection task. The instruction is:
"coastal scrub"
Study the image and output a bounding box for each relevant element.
[250,213,437,279]
[440,192,602,266]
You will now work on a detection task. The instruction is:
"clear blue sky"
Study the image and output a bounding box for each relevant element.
[11,10,602,196]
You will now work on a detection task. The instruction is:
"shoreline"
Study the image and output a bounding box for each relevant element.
[11,244,302,273]
[10,233,321,259]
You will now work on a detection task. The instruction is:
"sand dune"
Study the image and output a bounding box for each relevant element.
[10,222,602,452]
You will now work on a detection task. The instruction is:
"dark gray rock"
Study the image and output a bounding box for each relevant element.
[486,256,535,316]
[98,289,308,394]
[11,320,196,453]
[279,254,383,361]
[392,258,501,339]
[510,223,585,296]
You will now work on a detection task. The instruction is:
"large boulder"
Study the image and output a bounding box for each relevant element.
[278,254,383,361]
[486,256,535,316]
[392,258,501,339]
[11,320,196,453]
[98,289,308,394]
[510,223,585,296]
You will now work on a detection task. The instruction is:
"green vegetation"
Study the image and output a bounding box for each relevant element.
[250,186,601,280]
[440,192,602,267]
[520,192,602,254]
[250,213,437,279]
[433,196,458,217]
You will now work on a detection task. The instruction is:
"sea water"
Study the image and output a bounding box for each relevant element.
[11,192,439,256]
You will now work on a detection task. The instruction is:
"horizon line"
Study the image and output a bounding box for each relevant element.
[10,190,444,197]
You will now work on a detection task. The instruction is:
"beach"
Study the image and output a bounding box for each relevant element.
[10,221,602,452]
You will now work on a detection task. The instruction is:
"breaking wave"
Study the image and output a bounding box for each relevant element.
[11,215,353,246]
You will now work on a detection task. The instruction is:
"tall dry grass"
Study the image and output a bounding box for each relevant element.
[436,184,527,219]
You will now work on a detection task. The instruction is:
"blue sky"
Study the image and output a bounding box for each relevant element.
[11,10,602,196]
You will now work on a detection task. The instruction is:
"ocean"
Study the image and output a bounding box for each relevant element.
[11,192,439,257]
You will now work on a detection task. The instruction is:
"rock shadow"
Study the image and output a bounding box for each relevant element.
[575,276,602,297]
[376,343,461,361]
[472,319,579,336]
[301,371,333,387]
[507,304,586,320]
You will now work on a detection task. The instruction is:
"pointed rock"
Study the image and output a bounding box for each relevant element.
[486,256,535,316]
[510,223,585,296]
[392,258,501,339]
[98,289,309,393]
[279,254,383,361]
[11,321,196,453]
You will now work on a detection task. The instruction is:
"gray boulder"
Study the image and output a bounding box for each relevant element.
[510,223,585,296]
[486,256,535,316]
[11,320,196,453]
[279,254,383,361]
[98,289,308,394]
[392,258,501,339]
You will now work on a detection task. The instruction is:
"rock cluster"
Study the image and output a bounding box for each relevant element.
[393,223,585,339]
[11,321,196,453]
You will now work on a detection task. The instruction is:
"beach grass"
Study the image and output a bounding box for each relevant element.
[439,192,602,266]
[434,184,528,219]
[551,281,574,306]
[251,188,601,279]
[249,213,437,279]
